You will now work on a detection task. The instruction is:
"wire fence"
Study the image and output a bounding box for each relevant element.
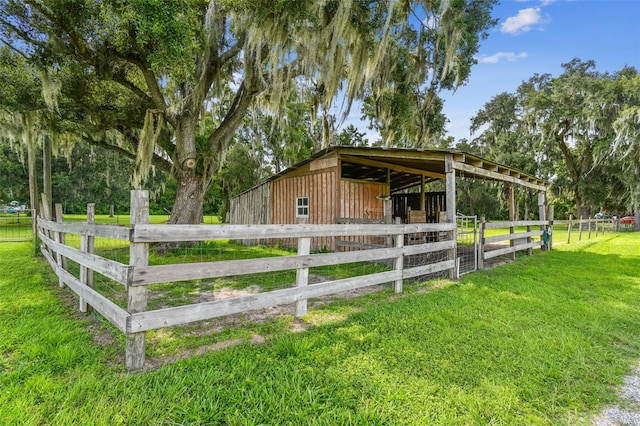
[0,211,34,242]
[456,215,478,276]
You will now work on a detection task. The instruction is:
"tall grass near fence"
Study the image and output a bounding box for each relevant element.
[1,233,639,424]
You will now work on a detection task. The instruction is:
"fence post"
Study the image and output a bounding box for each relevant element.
[394,230,404,293]
[80,204,95,313]
[595,219,599,236]
[41,194,63,286]
[295,236,311,317]
[579,216,583,241]
[538,192,547,251]
[478,216,485,270]
[126,190,149,371]
[588,217,592,239]
[55,204,67,274]
[567,214,573,244]
[508,185,516,261]
[548,205,554,250]
[527,221,533,256]
[444,155,457,279]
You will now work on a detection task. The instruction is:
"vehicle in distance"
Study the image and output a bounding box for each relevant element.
[4,201,27,214]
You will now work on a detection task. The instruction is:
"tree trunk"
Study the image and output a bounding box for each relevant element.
[26,134,38,220]
[43,134,53,219]
[168,172,207,225]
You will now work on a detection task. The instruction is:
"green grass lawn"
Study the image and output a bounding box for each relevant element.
[1,233,639,424]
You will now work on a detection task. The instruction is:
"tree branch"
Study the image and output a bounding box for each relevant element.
[80,131,172,174]
[207,78,260,152]
[0,37,31,60]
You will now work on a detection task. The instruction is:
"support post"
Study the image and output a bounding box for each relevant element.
[126,190,149,371]
[394,231,404,293]
[567,214,573,244]
[588,217,592,239]
[445,155,457,279]
[478,216,485,270]
[420,175,425,211]
[80,204,95,313]
[508,184,515,261]
[579,216,583,241]
[55,204,67,273]
[538,191,547,250]
[547,205,554,250]
[295,237,311,317]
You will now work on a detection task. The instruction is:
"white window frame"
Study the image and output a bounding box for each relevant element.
[296,196,309,218]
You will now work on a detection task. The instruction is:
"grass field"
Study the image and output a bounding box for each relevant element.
[1,232,639,424]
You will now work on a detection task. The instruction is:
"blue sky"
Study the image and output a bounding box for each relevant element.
[343,0,640,144]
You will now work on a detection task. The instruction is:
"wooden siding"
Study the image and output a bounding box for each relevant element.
[270,169,337,249]
[229,181,271,225]
[339,180,388,220]
[338,180,389,251]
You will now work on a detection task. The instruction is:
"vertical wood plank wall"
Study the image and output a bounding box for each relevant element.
[339,179,388,250]
[229,181,272,225]
[271,169,336,249]
[229,154,390,250]
[339,180,387,221]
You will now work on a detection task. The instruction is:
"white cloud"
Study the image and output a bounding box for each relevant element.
[476,51,529,64]
[501,8,550,34]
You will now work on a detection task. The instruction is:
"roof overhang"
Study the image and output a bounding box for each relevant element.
[332,147,549,192]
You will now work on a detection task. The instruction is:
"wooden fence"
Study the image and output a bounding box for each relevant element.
[477,217,617,268]
[37,190,457,370]
[478,219,550,269]
[555,216,617,244]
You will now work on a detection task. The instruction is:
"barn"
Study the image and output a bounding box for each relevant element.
[228,146,549,250]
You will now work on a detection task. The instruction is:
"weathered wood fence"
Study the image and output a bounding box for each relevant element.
[478,219,551,269]
[477,217,617,268]
[37,190,457,370]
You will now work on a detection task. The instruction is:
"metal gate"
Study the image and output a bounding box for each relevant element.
[456,215,478,276]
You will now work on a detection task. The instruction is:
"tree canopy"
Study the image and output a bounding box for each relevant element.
[0,0,497,223]
[471,59,639,221]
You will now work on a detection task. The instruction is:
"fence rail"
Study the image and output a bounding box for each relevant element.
[36,190,625,370]
[37,191,459,370]
[479,219,550,269]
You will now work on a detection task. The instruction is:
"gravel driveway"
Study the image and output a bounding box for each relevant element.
[593,362,640,425]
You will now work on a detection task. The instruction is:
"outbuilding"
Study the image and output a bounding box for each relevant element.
[230,146,548,234]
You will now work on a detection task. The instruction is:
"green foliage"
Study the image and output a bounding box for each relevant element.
[337,124,369,147]
[1,0,500,223]
[471,59,639,218]
[0,141,30,204]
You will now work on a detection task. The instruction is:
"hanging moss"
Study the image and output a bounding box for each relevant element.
[132,109,164,189]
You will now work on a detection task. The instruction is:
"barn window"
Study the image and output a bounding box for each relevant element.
[296,197,309,218]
